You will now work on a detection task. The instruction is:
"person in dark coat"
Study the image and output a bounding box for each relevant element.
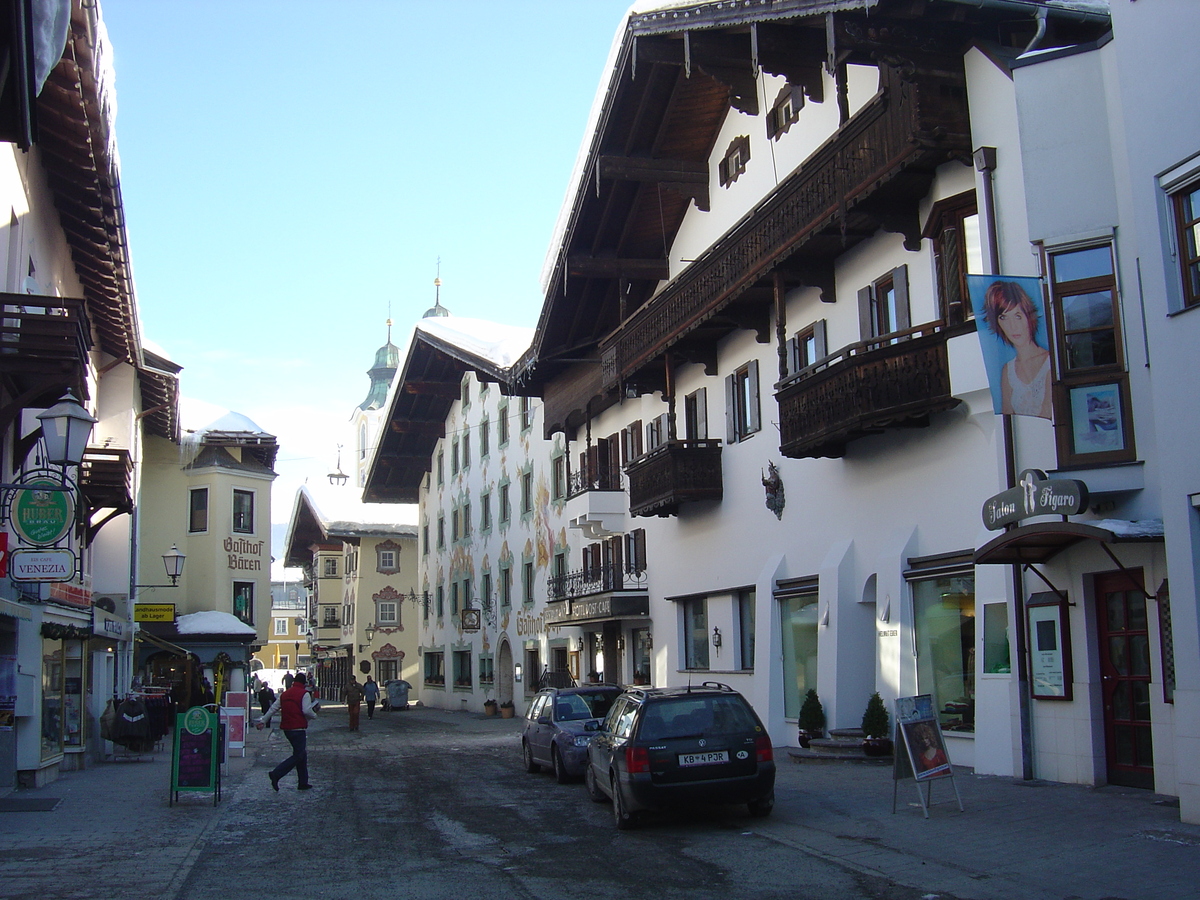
[257,683,276,716]
[363,677,380,720]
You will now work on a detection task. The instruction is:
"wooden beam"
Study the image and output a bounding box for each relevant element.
[567,256,669,281]
[388,420,444,436]
[402,381,459,398]
[598,155,707,184]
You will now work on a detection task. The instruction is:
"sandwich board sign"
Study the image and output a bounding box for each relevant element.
[170,706,221,806]
[891,694,963,818]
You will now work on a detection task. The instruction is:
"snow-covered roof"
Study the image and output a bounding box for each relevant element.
[296,482,418,532]
[415,316,534,369]
[176,610,257,636]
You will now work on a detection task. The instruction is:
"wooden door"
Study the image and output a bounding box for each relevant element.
[1095,570,1154,789]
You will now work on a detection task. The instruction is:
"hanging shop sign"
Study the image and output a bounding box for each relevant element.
[134,603,176,623]
[10,548,76,582]
[982,469,1089,531]
[10,479,74,546]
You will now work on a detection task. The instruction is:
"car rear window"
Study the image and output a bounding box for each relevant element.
[637,695,758,741]
[558,690,620,720]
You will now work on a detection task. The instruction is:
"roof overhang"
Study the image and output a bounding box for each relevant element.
[974,521,1162,566]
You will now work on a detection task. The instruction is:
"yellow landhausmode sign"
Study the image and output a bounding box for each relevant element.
[134,604,176,623]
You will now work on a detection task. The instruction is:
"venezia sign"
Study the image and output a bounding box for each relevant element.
[10,548,76,582]
[982,469,1089,531]
[11,479,74,546]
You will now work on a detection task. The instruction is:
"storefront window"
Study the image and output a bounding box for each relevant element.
[982,602,1011,674]
[913,575,976,733]
[632,628,651,684]
[779,591,818,719]
[63,640,84,749]
[683,598,708,670]
[41,638,63,761]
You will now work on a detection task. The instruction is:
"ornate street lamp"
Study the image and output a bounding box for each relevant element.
[36,390,97,470]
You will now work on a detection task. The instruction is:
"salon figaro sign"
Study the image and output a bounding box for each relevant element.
[982,469,1089,531]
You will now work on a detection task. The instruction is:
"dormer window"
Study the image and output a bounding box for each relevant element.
[766,85,802,140]
[718,136,750,187]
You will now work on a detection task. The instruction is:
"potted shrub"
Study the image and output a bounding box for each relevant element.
[483,698,497,716]
[797,688,825,748]
[499,700,515,719]
[860,691,892,756]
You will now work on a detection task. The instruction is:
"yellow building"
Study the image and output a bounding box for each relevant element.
[134,411,278,704]
[283,486,419,703]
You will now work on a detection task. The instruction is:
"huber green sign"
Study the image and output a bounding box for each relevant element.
[11,480,74,546]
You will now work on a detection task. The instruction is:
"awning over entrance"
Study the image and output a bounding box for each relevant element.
[134,628,190,658]
[974,519,1164,566]
[545,594,649,627]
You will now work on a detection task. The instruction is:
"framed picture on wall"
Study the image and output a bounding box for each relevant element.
[1027,591,1073,700]
[1060,379,1135,465]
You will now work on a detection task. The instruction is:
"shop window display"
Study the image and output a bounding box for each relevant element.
[913,575,976,732]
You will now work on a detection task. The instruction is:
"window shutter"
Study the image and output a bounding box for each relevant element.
[632,420,643,458]
[786,336,800,375]
[892,265,911,332]
[747,359,761,434]
[813,319,828,362]
[656,413,669,446]
[858,285,875,339]
[725,373,736,443]
[633,528,647,573]
[694,387,707,439]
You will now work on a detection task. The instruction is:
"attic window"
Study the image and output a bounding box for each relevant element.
[766,85,803,140]
[718,136,750,188]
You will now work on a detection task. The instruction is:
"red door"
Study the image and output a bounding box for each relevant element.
[1095,570,1154,789]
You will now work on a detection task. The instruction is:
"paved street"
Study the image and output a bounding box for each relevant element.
[2,704,1200,900]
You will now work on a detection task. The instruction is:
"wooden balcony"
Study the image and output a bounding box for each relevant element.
[599,67,970,389]
[776,325,960,459]
[626,439,722,517]
[0,296,91,396]
[80,447,133,513]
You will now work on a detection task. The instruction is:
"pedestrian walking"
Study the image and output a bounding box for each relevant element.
[256,682,276,717]
[258,671,316,791]
[344,677,364,731]
[363,676,380,719]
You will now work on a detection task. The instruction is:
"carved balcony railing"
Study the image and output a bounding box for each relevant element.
[566,463,624,499]
[776,323,960,459]
[548,561,648,602]
[600,69,970,389]
[625,439,722,517]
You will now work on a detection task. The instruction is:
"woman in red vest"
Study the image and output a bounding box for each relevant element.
[257,671,317,790]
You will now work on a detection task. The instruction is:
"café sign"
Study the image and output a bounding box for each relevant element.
[11,548,76,582]
[982,469,1089,531]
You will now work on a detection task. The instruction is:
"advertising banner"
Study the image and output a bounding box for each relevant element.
[966,274,1051,419]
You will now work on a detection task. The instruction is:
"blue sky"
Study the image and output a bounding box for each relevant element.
[100,0,634,527]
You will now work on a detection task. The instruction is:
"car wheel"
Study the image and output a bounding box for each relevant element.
[522,740,539,774]
[552,746,570,784]
[747,790,775,818]
[585,763,607,802]
[612,775,636,830]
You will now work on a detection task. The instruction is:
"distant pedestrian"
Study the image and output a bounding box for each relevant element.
[283,671,294,690]
[363,676,380,720]
[344,677,364,731]
[257,683,276,717]
[258,671,316,791]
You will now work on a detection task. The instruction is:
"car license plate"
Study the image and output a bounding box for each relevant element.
[678,750,729,767]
